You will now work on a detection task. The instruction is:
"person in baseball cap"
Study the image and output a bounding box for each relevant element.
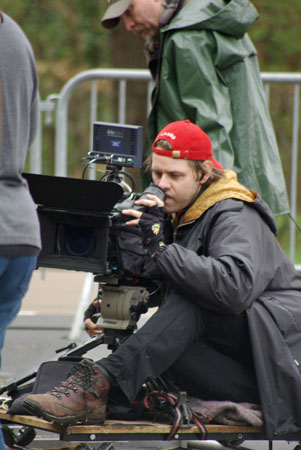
[101,0,131,29]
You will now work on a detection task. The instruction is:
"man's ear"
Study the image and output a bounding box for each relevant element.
[199,161,213,184]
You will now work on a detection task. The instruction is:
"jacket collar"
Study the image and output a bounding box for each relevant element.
[161,0,258,39]
[173,170,257,225]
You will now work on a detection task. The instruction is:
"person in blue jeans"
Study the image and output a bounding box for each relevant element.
[0,12,41,449]
[0,258,38,360]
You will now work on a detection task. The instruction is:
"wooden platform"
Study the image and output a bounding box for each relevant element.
[0,410,264,443]
[1,410,301,449]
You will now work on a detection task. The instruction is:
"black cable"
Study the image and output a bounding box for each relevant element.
[81,158,98,179]
[289,213,301,232]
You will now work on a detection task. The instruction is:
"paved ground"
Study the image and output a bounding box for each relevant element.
[0,268,299,449]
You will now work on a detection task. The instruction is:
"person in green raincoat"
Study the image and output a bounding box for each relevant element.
[101,0,289,216]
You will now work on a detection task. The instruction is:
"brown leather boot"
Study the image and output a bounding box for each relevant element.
[23,359,110,425]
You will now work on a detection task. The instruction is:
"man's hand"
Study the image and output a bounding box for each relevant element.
[84,318,103,337]
[84,299,102,337]
[122,194,165,255]
[122,193,164,225]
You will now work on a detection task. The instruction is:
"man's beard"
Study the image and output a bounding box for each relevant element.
[133,24,158,39]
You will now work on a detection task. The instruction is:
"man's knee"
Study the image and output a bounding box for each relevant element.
[158,289,206,335]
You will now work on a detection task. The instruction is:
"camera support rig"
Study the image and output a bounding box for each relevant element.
[80,121,153,349]
[92,275,150,351]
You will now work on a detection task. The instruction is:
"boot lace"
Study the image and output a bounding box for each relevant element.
[49,361,98,400]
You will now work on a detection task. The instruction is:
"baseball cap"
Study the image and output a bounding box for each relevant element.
[152,120,224,170]
[101,0,131,29]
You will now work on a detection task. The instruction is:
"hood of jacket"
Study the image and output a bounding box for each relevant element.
[173,170,277,235]
[162,0,258,39]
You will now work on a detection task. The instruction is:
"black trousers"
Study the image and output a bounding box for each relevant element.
[99,289,260,404]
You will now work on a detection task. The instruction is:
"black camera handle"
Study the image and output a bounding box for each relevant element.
[81,159,138,200]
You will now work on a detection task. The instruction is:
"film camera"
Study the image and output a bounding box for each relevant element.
[24,121,165,347]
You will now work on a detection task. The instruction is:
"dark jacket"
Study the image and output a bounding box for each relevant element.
[155,171,301,438]
[114,171,301,437]
[146,0,289,216]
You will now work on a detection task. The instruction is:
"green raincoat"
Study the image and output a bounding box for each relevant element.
[146,0,289,216]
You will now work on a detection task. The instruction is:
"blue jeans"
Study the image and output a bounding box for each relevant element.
[0,255,37,450]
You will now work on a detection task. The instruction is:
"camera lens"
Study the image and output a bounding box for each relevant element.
[60,225,95,257]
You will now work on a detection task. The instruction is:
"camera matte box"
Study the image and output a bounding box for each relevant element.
[24,173,123,274]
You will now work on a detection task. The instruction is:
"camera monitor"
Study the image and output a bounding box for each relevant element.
[89,121,143,169]
[24,173,123,274]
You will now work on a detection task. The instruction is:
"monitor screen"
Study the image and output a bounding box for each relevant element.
[90,121,143,168]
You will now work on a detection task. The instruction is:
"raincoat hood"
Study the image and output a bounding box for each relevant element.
[163,0,259,38]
